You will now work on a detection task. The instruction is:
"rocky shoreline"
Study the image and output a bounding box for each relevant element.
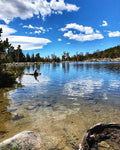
[5,62,49,67]
[0,123,120,150]
[4,57,120,67]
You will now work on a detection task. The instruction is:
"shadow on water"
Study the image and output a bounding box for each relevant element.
[62,63,70,73]
[52,63,60,71]
[25,64,41,74]
[73,63,84,72]
[72,62,120,75]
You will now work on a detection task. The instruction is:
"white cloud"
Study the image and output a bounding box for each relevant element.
[64,31,104,41]
[96,30,100,33]
[0,0,35,24]
[0,24,17,36]
[0,24,51,50]
[34,30,42,34]
[23,24,34,29]
[29,32,33,34]
[58,38,62,41]
[23,24,46,33]
[61,23,104,42]
[23,25,45,31]
[0,0,79,24]
[61,23,94,34]
[9,36,51,50]
[23,24,52,34]
[108,31,120,37]
[60,27,67,32]
[50,0,79,12]
[66,42,70,44]
[101,20,108,27]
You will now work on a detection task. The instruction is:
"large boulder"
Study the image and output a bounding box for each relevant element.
[79,123,120,150]
[0,131,42,150]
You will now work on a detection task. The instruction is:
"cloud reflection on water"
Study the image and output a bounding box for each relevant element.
[63,77,103,98]
[19,75,50,87]
[9,74,50,101]
[109,80,120,89]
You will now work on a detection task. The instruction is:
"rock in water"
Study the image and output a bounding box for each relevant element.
[0,131,59,150]
[11,114,24,121]
[79,123,120,150]
[0,131,42,150]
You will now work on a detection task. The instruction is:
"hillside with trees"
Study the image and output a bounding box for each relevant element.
[61,46,120,62]
[88,46,120,60]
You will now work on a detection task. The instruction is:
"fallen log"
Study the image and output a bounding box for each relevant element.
[24,73,41,76]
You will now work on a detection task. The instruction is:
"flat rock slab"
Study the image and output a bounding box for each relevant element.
[0,131,42,150]
[0,131,59,150]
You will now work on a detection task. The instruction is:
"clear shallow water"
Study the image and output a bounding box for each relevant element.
[8,62,120,106]
[0,62,120,149]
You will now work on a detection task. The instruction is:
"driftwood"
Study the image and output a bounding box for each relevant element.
[79,123,120,150]
[24,73,41,76]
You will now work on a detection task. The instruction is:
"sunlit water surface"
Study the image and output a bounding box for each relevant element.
[0,62,120,149]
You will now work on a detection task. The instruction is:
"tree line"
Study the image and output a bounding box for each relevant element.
[0,28,120,64]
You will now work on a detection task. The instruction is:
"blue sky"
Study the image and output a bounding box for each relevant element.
[0,0,120,57]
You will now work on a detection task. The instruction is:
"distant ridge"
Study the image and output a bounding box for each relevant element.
[91,45,120,59]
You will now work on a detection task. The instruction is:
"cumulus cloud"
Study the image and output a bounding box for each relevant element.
[58,38,62,41]
[108,31,120,37]
[64,31,104,41]
[0,0,79,24]
[0,24,51,50]
[101,20,108,27]
[23,24,34,29]
[50,0,79,13]
[61,23,94,34]
[34,30,42,34]
[60,23,104,42]
[23,25,45,31]
[23,24,46,34]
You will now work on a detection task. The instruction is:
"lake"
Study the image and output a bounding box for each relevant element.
[0,62,120,149]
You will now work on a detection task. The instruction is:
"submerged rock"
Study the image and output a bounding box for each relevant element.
[11,114,24,121]
[41,134,59,149]
[8,108,17,112]
[98,141,110,149]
